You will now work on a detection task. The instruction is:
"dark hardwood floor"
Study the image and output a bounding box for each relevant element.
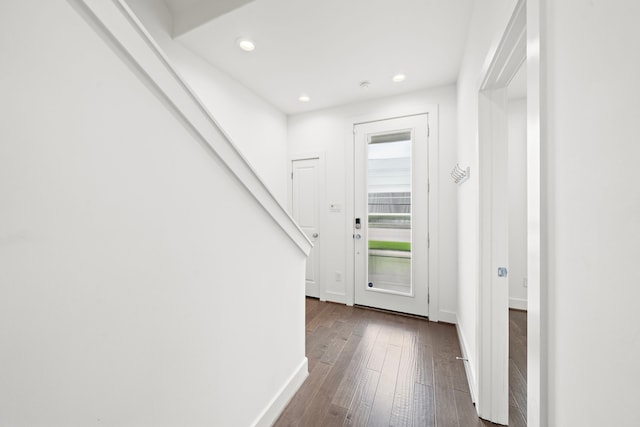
[508,309,527,427]
[275,298,501,427]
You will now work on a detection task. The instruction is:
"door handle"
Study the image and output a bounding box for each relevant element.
[354,234,361,240]
[312,233,319,238]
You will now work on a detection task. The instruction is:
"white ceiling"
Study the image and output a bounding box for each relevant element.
[163,0,205,15]
[167,0,474,115]
[164,0,255,37]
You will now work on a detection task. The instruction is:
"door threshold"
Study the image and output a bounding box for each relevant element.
[354,304,429,321]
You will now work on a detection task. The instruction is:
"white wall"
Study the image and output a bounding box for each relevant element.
[541,1,640,425]
[508,97,528,310]
[456,0,518,398]
[126,0,289,205]
[288,86,458,321]
[0,1,306,426]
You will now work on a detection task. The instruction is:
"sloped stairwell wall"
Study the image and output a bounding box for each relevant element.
[0,1,309,426]
[126,0,290,206]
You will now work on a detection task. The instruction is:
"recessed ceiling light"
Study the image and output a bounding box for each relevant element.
[298,94,310,102]
[392,73,406,83]
[237,38,255,52]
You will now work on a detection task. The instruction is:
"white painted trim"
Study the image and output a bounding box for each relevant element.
[251,357,309,427]
[476,1,526,424]
[345,108,440,321]
[478,88,510,424]
[456,319,478,405]
[73,0,312,257]
[428,107,441,323]
[526,0,544,425]
[345,123,356,308]
[324,290,347,297]
[480,0,527,89]
[323,290,347,304]
[438,310,457,325]
[509,298,528,311]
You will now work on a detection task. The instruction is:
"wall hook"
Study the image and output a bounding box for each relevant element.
[451,164,470,185]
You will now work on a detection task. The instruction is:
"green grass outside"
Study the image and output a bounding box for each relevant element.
[368,240,411,252]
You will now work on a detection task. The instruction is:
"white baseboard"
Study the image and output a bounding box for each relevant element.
[322,291,346,304]
[455,318,478,406]
[437,309,457,324]
[251,357,308,427]
[509,297,528,311]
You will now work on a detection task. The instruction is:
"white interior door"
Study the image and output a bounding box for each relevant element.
[354,115,429,317]
[292,158,321,297]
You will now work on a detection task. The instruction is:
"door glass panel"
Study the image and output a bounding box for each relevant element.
[367,131,412,295]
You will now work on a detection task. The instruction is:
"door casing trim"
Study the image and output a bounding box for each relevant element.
[345,108,440,321]
[476,0,535,424]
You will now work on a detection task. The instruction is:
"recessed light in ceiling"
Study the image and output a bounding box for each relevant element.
[237,38,255,52]
[392,73,406,83]
[298,94,310,102]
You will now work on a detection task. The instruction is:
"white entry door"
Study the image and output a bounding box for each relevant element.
[292,158,321,297]
[354,115,429,317]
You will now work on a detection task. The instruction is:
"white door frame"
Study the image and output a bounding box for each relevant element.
[353,115,429,317]
[476,0,527,424]
[525,0,544,425]
[345,108,440,321]
[289,153,326,299]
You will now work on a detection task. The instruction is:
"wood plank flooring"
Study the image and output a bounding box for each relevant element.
[508,309,527,427]
[275,299,499,427]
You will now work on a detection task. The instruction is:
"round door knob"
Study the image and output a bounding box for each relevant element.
[312,233,319,238]
[355,234,361,240]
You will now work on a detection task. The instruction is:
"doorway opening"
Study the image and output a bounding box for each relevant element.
[475,0,540,425]
[506,60,528,426]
